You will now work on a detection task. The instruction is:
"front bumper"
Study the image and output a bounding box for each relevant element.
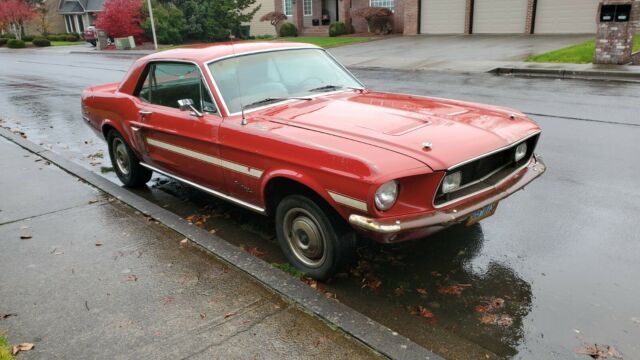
[349,155,546,243]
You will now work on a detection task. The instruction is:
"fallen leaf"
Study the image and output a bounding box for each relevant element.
[574,343,623,359]
[241,245,265,258]
[95,241,103,246]
[1,313,17,319]
[209,229,217,234]
[224,311,236,319]
[418,306,434,319]
[479,314,513,327]
[162,296,174,304]
[361,274,382,292]
[437,284,469,296]
[200,312,206,319]
[430,271,442,277]
[416,288,428,296]
[125,274,138,282]
[11,343,34,355]
[180,238,188,245]
[302,276,318,289]
[393,287,405,297]
[474,297,505,313]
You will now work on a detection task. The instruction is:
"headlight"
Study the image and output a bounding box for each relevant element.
[514,142,528,162]
[374,180,399,211]
[441,172,462,194]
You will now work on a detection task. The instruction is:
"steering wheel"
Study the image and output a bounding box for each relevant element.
[296,77,324,91]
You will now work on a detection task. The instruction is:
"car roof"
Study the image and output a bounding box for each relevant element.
[144,41,321,64]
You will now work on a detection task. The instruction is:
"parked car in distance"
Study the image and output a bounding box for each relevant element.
[81,42,546,279]
[84,26,97,46]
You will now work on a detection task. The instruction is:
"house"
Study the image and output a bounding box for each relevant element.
[57,0,104,34]
[276,0,618,36]
[24,0,66,35]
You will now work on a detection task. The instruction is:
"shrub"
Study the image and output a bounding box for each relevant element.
[47,34,65,41]
[329,22,347,37]
[22,35,34,42]
[279,22,297,37]
[0,38,7,46]
[7,39,26,48]
[65,34,79,42]
[32,37,51,46]
[2,33,16,39]
[352,7,393,34]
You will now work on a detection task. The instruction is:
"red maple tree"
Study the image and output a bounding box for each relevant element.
[95,0,145,43]
[0,0,37,40]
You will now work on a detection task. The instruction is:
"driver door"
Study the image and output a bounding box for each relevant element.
[131,61,224,191]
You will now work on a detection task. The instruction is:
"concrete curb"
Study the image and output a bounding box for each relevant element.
[0,127,442,360]
[490,67,640,83]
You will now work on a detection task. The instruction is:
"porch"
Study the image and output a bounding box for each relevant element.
[281,0,347,36]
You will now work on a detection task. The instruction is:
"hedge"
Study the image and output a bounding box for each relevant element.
[32,37,51,47]
[0,38,7,47]
[7,39,26,49]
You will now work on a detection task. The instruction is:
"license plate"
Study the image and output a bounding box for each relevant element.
[466,203,498,226]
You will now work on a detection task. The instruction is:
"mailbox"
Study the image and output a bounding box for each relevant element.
[593,1,639,65]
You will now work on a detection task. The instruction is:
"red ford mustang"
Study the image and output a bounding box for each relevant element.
[81,42,546,279]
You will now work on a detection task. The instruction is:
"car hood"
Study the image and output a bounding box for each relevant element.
[254,91,541,171]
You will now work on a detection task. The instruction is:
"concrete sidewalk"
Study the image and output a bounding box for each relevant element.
[0,136,376,359]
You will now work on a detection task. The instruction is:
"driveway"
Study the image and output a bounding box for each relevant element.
[330,34,592,72]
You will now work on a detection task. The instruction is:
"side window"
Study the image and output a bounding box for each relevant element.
[136,62,217,114]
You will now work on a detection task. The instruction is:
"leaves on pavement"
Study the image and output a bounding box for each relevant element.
[185,214,210,227]
[416,288,428,296]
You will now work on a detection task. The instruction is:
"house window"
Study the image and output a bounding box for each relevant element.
[369,0,394,12]
[283,0,292,16]
[65,15,76,32]
[303,0,312,16]
[77,15,84,32]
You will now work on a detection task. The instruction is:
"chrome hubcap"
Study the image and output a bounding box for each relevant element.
[113,138,130,176]
[283,208,326,268]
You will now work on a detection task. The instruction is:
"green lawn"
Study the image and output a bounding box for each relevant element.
[50,41,85,46]
[0,336,12,360]
[527,34,640,64]
[277,36,371,48]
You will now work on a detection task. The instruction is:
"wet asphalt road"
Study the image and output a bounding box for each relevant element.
[1,48,639,359]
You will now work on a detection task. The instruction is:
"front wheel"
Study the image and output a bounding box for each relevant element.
[275,195,356,280]
[107,130,152,187]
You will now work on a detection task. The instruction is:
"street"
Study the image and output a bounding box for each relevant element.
[1,48,639,359]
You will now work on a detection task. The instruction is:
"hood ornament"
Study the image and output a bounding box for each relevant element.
[422,142,433,150]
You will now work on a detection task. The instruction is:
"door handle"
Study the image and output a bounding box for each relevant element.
[139,110,152,117]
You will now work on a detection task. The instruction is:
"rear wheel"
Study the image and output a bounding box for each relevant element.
[107,130,152,187]
[275,194,356,280]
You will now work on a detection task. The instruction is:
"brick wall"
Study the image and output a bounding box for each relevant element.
[403,0,418,34]
[593,0,639,64]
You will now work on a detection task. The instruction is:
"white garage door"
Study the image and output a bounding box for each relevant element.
[473,0,528,34]
[535,0,599,34]
[420,0,466,34]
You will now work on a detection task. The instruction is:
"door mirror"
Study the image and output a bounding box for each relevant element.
[177,98,203,117]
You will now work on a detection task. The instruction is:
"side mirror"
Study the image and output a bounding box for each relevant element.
[177,98,203,117]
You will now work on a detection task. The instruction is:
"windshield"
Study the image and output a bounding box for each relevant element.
[207,48,362,114]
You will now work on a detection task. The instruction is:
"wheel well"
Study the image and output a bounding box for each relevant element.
[264,177,338,219]
[102,124,117,139]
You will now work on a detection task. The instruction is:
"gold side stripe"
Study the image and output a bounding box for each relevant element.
[328,191,368,212]
[146,138,263,178]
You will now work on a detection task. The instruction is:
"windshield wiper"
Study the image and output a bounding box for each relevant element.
[308,85,365,93]
[243,96,312,110]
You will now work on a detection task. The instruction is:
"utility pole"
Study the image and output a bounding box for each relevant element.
[146,0,158,50]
